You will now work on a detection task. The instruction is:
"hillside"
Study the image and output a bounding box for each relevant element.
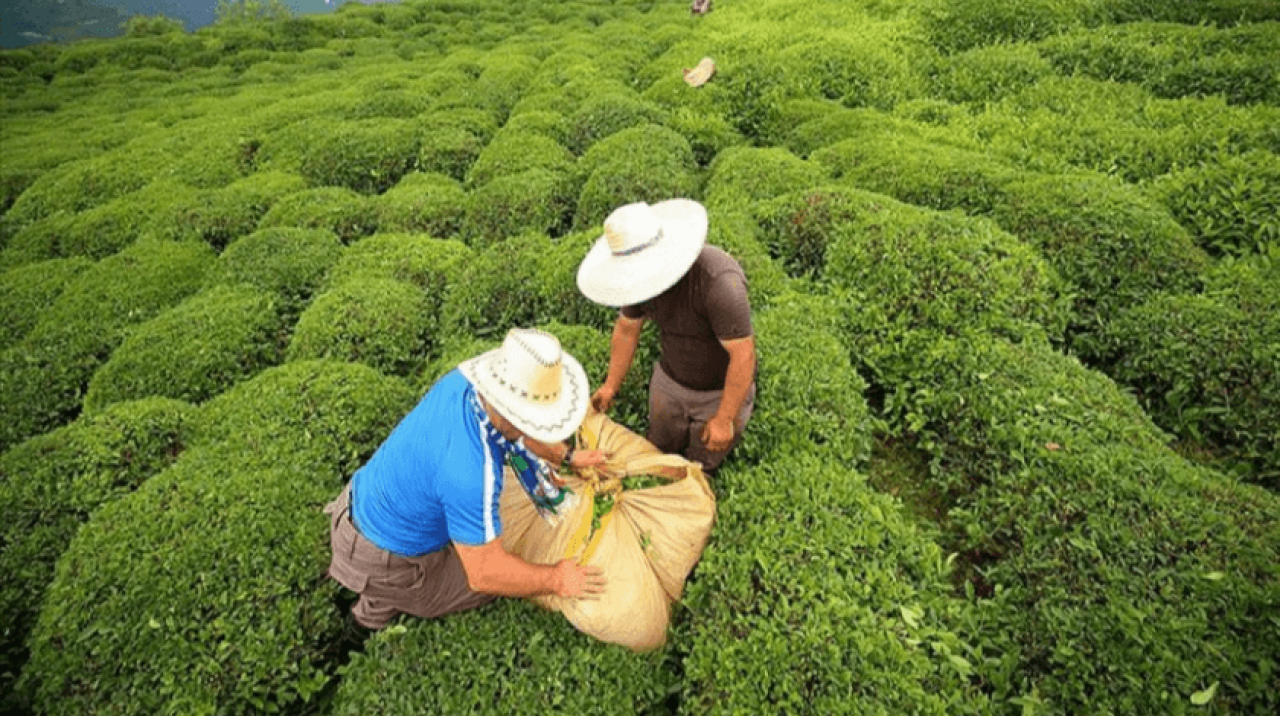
[1,1,1279,714]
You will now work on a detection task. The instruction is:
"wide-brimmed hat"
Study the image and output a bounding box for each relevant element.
[459,328,589,443]
[576,199,708,308]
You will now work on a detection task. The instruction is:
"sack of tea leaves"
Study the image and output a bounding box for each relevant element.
[499,411,716,651]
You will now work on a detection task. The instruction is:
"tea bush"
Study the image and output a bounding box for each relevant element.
[287,277,433,378]
[332,598,676,715]
[413,111,494,182]
[258,186,378,244]
[1145,150,1280,257]
[883,332,1280,714]
[323,231,471,296]
[781,106,918,158]
[0,398,192,696]
[0,257,92,349]
[459,169,576,246]
[166,171,309,251]
[501,110,573,146]
[297,118,420,195]
[987,173,1209,352]
[926,43,1056,105]
[470,54,540,121]
[207,226,344,317]
[374,172,469,238]
[704,146,829,211]
[682,454,988,715]
[84,285,285,413]
[464,130,575,188]
[916,0,1107,54]
[573,124,699,230]
[704,210,791,310]
[811,135,1022,215]
[0,240,213,452]
[2,149,166,233]
[566,92,668,155]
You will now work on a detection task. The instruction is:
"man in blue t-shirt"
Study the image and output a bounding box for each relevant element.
[324,328,607,629]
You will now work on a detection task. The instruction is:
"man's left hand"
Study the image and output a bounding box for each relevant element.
[701,416,735,453]
[570,449,609,469]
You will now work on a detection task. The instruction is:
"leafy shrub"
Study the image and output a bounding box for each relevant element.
[664,105,747,168]
[470,53,539,120]
[500,110,572,146]
[566,92,668,155]
[332,598,676,715]
[167,171,309,251]
[573,124,699,230]
[1146,150,1280,257]
[441,230,613,340]
[287,277,433,377]
[258,186,378,244]
[84,285,285,413]
[459,168,576,246]
[988,173,1209,352]
[2,149,167,233]
[882,332,1280,715]
[0,240,214,452]
[781,106,918,158]
[373,171,468,237]
[681,454,987,715]
[773,31,925,110]
[296,118,419,195]
[704,147,829,211]
[927,42,1056,104]
[208,226,344,316]
[917,0,1107,54]
[704,210,791,311]
[0,257,92,349]
[0,398,192,696]
[811,135,1022,215]
[464,130,575,188]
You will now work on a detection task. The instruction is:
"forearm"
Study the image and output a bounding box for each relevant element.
[603,317,642,391]
[461,542,561,597]
[714,343,756,424]
[520,436,570,465]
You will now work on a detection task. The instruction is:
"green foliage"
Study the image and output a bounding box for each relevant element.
[781,106,917,158]
[0,398,193,696]
[332,599,676,715]
[297,119,420,195]
[258,186,378,244]
[413,111,493,182]
[917,0,1107,54]
[925,43,1056,105]
[464,131,575,188]
[573,124,699,230]
[988,173,1210,352]
[2,149,167,235]
[0,257,92,349]
[1146,150,1280,257]
[501,110,573,146]
[682,454,987,715]
[811,134,1022,215]
[374,172,468,238]
[124,15,186,39]
[704,210,791,310]
[880,332,1280,714]
[166,170,306,251]
[567,92,668,155]
[459,169,576,246]
[287,277,433,377]
[84,285,285,413]
[705,146,829,211]
[208,226,343,316]
[0,240,213,452]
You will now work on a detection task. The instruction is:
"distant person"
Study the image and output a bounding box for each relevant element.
[691,0,712,15]
[324,328,608,630]
[577,199,756,476]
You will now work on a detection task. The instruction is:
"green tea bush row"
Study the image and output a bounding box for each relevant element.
[915,0,1108,54]
[207,226,345,316]
[0,398,192,701]
[1098,256,1280,486]
[876,332,1280,715]
[374,172,469,237]
[573,124,700,230]
[0,257,92,349]
[287,277,433,378]
[459,169,577,245]
[566,91,669,155]
[704,146,829,211]
[84,285,287,413]
[925,43,1057,105]
[1145,150,1280,257]
[413,109,497,181]
[258,186,379,244]
[0,240,214,452]
[464,130,576,188]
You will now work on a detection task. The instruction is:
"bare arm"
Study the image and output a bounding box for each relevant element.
[454,537,604,598]
[592,313,645,412]
[702,335,756,452]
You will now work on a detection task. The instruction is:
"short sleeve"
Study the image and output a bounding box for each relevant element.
[704,271,753,341]
[620,304,645,320]
[440,459,503,546]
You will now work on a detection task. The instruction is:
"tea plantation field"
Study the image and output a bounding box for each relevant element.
[2,1,1278,714]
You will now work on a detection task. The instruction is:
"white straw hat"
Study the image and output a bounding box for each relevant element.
[459,328,589,443]
[576,199,708,308]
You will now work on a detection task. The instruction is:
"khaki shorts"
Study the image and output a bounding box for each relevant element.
[647,362,756,474]
[324,483,496,628]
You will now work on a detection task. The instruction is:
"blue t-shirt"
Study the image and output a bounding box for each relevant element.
[350,370,502,556]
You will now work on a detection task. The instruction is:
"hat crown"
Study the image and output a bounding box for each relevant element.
[603,202,664,257]
[490,329,563,406]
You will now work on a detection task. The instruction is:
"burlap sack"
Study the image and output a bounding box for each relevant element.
[500,412,716,651]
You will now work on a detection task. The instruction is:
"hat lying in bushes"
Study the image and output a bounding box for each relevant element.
[577,199,708,307]
[682,57,716,87]
[460,328,589,443]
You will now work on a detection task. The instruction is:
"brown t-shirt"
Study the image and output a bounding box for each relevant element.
[621,246,753,391]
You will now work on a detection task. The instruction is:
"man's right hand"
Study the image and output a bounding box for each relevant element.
[553,560,606,598]
[591,385,617,413]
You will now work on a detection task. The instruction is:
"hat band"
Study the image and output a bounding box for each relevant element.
[612,227,664,257]
[488,364,561,405]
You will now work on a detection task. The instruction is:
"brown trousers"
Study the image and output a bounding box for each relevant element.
[648,362,756,473]
[324,483,496,628]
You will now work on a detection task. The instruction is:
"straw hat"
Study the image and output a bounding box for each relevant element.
[682,57,716,87]
[576,199,708,308]
[459,328,589,443]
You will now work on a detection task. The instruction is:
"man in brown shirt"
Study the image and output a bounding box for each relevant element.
[577,199,756,474]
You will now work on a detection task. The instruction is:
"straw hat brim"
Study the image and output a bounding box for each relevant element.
[576,199,708,308]
[458,348,589,444]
